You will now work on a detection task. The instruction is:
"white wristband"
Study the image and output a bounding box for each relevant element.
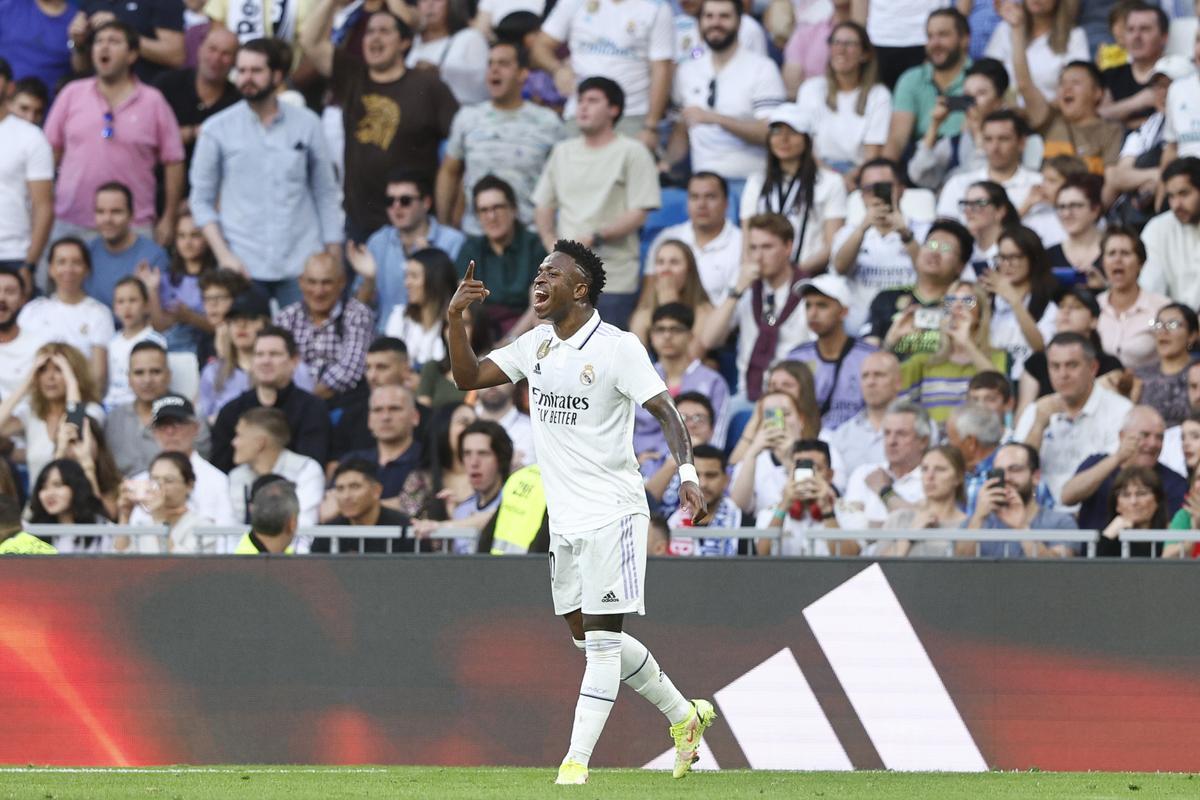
[678,463,699,486]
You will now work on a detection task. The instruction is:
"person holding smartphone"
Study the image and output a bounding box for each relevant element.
[755,439,860,556]
[966,441,1078,558]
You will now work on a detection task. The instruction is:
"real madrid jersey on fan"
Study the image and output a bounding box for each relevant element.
[487,312,667,535]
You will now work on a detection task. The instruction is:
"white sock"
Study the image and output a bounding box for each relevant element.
[620,632,692,726]
[565,630,622,766]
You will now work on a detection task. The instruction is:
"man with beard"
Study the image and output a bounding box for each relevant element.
[884,8,972,164]
[189,38,344,307]
[966,442,1078,558]
[0,267,43,400]
[1141,157,1200,308]
[475,381,534,468]
[666,0,784,186]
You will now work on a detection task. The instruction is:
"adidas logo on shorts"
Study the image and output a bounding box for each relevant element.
[601,591,619,603]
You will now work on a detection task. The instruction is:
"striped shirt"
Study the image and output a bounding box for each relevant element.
[275,299,375,394]
[899,350,1007,424]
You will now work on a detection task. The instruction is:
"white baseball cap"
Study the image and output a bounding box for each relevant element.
[1152,54,1195,82]
[797,274,852,307]
[766,103,813,135]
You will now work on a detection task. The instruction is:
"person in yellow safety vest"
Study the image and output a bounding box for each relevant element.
[234,477,298,554]
[0,495,56,554]
[476,463,551,554]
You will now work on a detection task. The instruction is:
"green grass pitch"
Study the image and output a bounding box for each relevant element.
[0,767,1196,799]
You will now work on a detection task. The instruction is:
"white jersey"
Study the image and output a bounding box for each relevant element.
[487,311,667,534]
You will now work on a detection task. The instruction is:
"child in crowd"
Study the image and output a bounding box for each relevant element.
[104,276,167,409]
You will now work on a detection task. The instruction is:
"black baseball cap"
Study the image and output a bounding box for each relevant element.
[226,290,271,320]
[151,394,196,426]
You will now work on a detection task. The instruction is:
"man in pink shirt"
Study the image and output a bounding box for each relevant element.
[44,20,184,275]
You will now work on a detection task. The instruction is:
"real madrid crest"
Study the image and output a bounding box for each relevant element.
[580,364,595,386]
[537,339,552,360]
[586,0,598,12]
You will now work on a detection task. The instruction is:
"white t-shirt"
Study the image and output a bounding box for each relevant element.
[104,326,168,408]
[0,326,46,401]
[839,460,925,529]
[542,0,675,118]
[728,277,814,396]
[985,22,1090,104]
[865,0,950,48]
[486,310,667,534]
[645,218,742,304]
[741,167,848,266]
[405,28,490,105]
[479,0,545,21]
[736,434,848,518]
[384,306,446,367]
[936,165,1043,222]
[830,221,925,335]
[488,404,536,467]
[988,294,1057,379]
[672,48,785,179]
[0,115,54,260]
[672,12,767,65]
[18,295,115,358]
[15,402,105,489]
[1164,73,1200,158]
[795,78,892,168]
[228,448,325,527]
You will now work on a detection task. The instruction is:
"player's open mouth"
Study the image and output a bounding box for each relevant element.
[532,288,550,310]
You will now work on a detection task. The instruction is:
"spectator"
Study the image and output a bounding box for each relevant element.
[967,369,1015,432]
[116,450,217,553]
[0,494,56,554]
[1097,225,1170,370]
[646,172,743,305]
[1164,461,1200,558]
[0,267,45,399]
[870,219,974,360]
[406,0,488,104]
[338,385,426,513]
[1161,370,1200,477]
[702,213,811,401]
[416,418,512,552]
[71,0,185,82]
[1015,153,1086,250]
[741,104,847,272]
[937,111,1041,225]
[1045,174,1106,287]
[532,0,673,148]
[452,176,545,340]
[105,277,167,408]
[532,77,661,329]
[1015,52,1125,174]
[1106,55,1188,216]
[872,445,967,557]
[28,459,111,553]
[0,1,75,102]
[210,326,332,470]
[945,401,1004,517]
[900,280,1006,422]
[795,21,891,180]
[436,42,564,236]
[829,350,901,478]
[302,5,458,239]
[473,0,545,44]
[348,171,465,333]
[312,458,423,554]
[755,438,858,556]
[677,0,767,63]
[981,225,1059,377]
[665,444,741,556]
[1099,3,1170,130]
[856,0,960,91]
[632,303,730,471]
[645,391,718,514]
[958,181,1018,271]
[475,462,551,555]
[415,401,475,521]
[883,7,972,163]
[966,441,1078,557]
[276,252,374,404]
[1164,34,1200,161]
[105,340,210,477]
[235,478,298,554]
[1131,304,1198,427]
[47,21,184,249]
[0,57,53,286]
[830,158,924,333]
[87,181,171,312]
[986,0,1088,105]
[1015,332,1135,508]
[475,381,534,468]
[1018,285,1125,417]
[629,240,714,359]
[840,398,931,529]
[1142,157,1200,309]
[787,274,878,429]
[138,211,215,353]
[8,76,50,126]
[1098,464,1169,557]
[382,247,458,368]
[189,38,344,307]
[19,239,112,392]
[196,267,248,361]
[330,336,420,459]
[668,0,785,187]
[415,305,493,408]
[153,25,239,177]
[228,407,324,527]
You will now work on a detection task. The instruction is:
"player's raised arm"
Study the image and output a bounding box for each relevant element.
[447,261,512,390]
[643,391,710,524]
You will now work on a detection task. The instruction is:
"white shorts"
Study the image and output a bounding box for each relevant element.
[549,514,648,616]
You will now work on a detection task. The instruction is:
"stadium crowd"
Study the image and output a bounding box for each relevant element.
[5,0,1200,557]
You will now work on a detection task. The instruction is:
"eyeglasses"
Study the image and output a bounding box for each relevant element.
[943,294,978,309]
[202,292,232,304]
[681,413,711,425]
[476,203,511,216]
[995,253,1027,265]
[387,194,420,207]
[651,325,690,335]
[923,240,957,255]
[707,78,717,108]
[1055,201,1089,213]
[1151,319,1186,331]
[101,110,114,140]
[957,199,992,211]
[828,38,862,49]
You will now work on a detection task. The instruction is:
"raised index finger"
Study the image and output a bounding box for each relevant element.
[464,261,475,282]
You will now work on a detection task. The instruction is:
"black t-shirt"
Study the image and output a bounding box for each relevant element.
[1022,347,1124,398]
[210,383,332,471]
[152,68,238,192]
[1101,63,1155,126]
[310,506,430,553]
[80,0,184,84]
[866,286,944,360]
[333,52,459,236]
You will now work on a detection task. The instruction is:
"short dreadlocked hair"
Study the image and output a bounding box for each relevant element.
[554,239,606,306]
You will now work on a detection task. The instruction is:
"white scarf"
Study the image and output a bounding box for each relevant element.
[230,0,298,44]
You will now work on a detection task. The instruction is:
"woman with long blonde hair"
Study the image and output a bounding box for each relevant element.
[987,0,1088,104]
[630,240,713,359]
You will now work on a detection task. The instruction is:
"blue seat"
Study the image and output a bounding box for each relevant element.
[639,187,690,267]
[724,408,754,456]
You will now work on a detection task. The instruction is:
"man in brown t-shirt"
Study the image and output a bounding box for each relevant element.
[301,3,459,239]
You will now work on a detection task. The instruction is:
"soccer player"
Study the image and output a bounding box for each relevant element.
[447,241,717,784]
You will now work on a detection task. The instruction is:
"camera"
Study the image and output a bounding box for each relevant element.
[944,94,975,113]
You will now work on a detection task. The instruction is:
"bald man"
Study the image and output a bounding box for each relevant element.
[337,385,424,508]
[153,26,240,162]
[1062,404,1188,531]
[829,350,902,477]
